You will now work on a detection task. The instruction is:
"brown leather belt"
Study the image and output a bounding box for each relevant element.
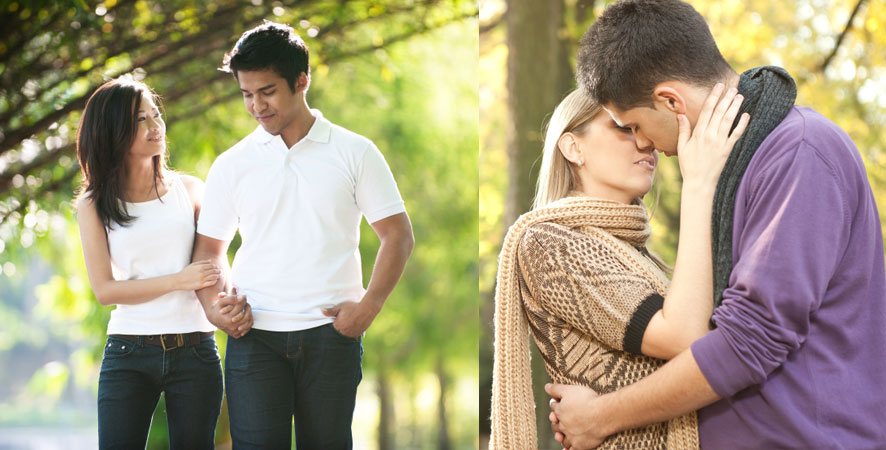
[110,331,214,351]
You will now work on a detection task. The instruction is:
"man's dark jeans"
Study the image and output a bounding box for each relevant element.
[97,335,223,449]
[225,324,363,449]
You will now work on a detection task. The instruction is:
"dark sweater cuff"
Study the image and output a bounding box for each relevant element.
[623,293,664,355]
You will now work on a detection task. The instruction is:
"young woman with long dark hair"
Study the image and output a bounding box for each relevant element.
[76,75,223,449]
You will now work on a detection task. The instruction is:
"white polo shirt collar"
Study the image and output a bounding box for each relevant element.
[252,109,332,149]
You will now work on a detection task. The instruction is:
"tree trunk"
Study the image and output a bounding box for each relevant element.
[436,357,452,450]
[504,0,574,226]
[377,368,395,450]
[504,0,573,448]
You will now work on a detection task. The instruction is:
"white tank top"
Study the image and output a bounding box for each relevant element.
[105,173,214,334]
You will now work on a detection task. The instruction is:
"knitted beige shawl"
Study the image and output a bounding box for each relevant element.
[490,196,698,449]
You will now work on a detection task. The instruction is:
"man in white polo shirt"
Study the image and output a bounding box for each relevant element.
[191,21,414,449]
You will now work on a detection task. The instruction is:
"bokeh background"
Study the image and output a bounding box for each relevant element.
[479,0,886,448]
[0,0,478,448]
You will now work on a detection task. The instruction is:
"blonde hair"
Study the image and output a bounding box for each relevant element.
[533,89,602,210]
[532,89,671,273]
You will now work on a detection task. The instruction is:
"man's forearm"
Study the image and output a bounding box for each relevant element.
[320,218,412,338]
[599,348,721,435]
[362,231,413,310]
[190,233,251,337]
[191,242,231,309]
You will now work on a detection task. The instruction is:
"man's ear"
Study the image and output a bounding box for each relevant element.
[295,72,310,93]
[557,132,582,164]
[652,84,687,115]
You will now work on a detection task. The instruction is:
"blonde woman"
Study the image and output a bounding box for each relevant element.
[491,86,748,449]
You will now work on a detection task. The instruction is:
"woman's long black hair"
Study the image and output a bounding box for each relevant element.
[76,75,167,229]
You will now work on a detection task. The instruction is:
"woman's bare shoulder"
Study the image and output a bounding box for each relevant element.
[178,173,205,189]
[75,192,96,213]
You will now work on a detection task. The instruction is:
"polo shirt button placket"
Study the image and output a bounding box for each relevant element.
[283,149,299,187]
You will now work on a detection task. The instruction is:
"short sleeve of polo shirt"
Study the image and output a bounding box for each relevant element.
[197,156,238,242]
[356,142,405,223]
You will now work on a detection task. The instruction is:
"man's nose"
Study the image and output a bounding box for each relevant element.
[635,133,654,151]
[254,95,267,111]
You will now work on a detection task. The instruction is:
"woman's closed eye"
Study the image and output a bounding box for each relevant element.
[137,111,161,121]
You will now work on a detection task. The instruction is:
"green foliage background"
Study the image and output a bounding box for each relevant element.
[0,0,479,448]
[479,0,886,447]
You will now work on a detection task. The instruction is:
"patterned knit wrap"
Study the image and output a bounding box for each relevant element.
[491,196,698,449]
[712,66,796,308]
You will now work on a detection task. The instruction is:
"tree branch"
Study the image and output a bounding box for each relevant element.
[167,89,242,125]
[0,95,88,156]
[0,1,243,113]
[0,4,246,156]
[0,1,477,209]
[0,143,74,193]
[0,166,80,227]
[323,9,478,64]
[819,0,867,73]
[314,2,440,39]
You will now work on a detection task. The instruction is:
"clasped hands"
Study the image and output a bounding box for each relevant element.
[546,383,609,450]
[206,288,252,338]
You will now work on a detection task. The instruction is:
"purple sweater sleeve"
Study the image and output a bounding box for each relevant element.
[692,140,850,397]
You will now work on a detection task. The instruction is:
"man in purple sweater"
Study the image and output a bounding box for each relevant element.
[545,1,886,449]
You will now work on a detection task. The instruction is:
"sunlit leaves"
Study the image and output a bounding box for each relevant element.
[479,1,886,442]
[3,1,478,445]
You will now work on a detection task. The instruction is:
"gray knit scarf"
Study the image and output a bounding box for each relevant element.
[711,66,797,310]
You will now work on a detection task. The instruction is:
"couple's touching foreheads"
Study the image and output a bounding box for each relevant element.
[491,0,886,449]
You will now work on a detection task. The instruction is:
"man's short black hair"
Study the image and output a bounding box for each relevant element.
[576,0,733,110]
[221,20,309,92]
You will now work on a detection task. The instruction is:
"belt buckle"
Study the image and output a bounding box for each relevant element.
[161,333,185,351]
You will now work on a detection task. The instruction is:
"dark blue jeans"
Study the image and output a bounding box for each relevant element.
[225,324,363,449]
[97,335,223,450]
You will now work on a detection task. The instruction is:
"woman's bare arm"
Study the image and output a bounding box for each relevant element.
[642,85,750,359]
[77,195,219,306]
